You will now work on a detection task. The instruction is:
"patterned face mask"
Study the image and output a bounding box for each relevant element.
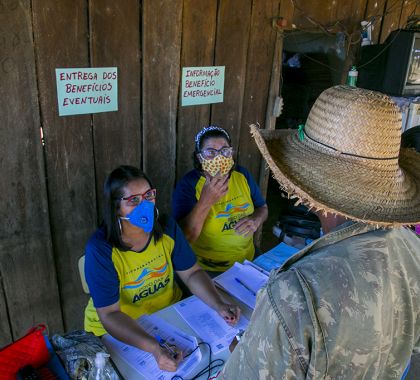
[201,155,234,176]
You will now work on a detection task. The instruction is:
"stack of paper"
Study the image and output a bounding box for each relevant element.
[214,261,269,309]
[174,296,249,354]
[102,314,201,380]
[253,242,299,272]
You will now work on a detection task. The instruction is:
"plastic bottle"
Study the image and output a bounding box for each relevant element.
[360,20,372,46]
[88,352,112,380]
[347,66,358,87]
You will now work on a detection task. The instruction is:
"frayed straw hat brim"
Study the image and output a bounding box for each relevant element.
[251,126,420,226]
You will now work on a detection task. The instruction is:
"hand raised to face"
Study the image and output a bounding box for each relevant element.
[200,172,229,207]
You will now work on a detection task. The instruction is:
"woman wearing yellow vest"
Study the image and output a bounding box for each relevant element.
[84,165,240,372]
[173,126,268,275]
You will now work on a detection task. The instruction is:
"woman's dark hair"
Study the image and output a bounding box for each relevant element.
[103,165,164,250]
[193,126,232,170]
[401,125,420,152]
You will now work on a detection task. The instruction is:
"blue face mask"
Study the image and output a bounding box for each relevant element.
[120,200,155,233]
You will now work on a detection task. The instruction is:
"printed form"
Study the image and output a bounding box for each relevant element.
[214,261,269,309]
[102,314,201,380]
[174,296,249,354]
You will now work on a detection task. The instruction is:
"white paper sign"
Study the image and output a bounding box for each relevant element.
[55,67,118,116]
[181,66,225,106]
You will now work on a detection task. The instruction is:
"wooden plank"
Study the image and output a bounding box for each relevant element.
[237,0,281,182]
[32,0,94,331]
[399,0,417,28]
[239,0,284,248]
[338,0,368,30]
[176,0,217,181]
[143,0,182,213]
[0,0,63,337]
[0,277,12,346]
[259,28,284,207]
[364,0,387,44]
[90,0,141,215]
[292,0,369,32]
[292,0,338,29]
[380,0,403,43]
[279,0,295,27]
[211,0,252,152]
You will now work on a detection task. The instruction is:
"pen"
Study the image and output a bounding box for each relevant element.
[155,335,178,358]
[234,277,256,296]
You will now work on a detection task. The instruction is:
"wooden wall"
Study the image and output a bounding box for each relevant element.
[289,0,419,44]
[0,0,284,343]
[0,0,416,343]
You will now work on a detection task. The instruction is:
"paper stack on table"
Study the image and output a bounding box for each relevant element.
[102,314,201,380]
[253,242,299,272]
[174,296,249,354]
[214,261,269,309]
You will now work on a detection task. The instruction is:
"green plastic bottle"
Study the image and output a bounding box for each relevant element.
[347,65,358,87]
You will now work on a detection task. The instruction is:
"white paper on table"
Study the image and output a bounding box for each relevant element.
[173,296,249,354]
[102,314,201,380]
[214,262,269,309]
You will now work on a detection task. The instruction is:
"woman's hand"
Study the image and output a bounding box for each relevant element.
[234,216,260,236]
[217,303,241,326]
[152,343,183,372]
[200,173,229,206]
[234,205,268,236]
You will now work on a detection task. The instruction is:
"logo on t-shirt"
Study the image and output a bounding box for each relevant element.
[123,263,172,304]
[215,202,250,218]
[123,263,169,289]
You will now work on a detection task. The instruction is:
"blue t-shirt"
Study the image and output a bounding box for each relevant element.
[172,165,266,271]
[84,216,196,335]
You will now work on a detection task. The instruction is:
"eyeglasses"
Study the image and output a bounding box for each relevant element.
[200,147,233,160]
[120,188,157,206]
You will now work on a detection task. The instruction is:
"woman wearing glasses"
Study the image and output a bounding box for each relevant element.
[84,165,240,372]
[173,126,268,275]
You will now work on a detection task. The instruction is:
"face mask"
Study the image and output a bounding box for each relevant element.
[201,155,234,177]
[120,200,155,233]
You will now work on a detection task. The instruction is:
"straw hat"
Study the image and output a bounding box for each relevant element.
[251,85,420,226]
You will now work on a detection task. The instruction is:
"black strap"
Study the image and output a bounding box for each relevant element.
[303,130,399,161]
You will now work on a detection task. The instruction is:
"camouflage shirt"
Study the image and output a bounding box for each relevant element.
[221,222,420,379]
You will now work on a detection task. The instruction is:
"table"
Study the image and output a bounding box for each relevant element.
[104,291,253,380]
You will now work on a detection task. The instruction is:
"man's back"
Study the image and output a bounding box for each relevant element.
[222,223,420,379]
